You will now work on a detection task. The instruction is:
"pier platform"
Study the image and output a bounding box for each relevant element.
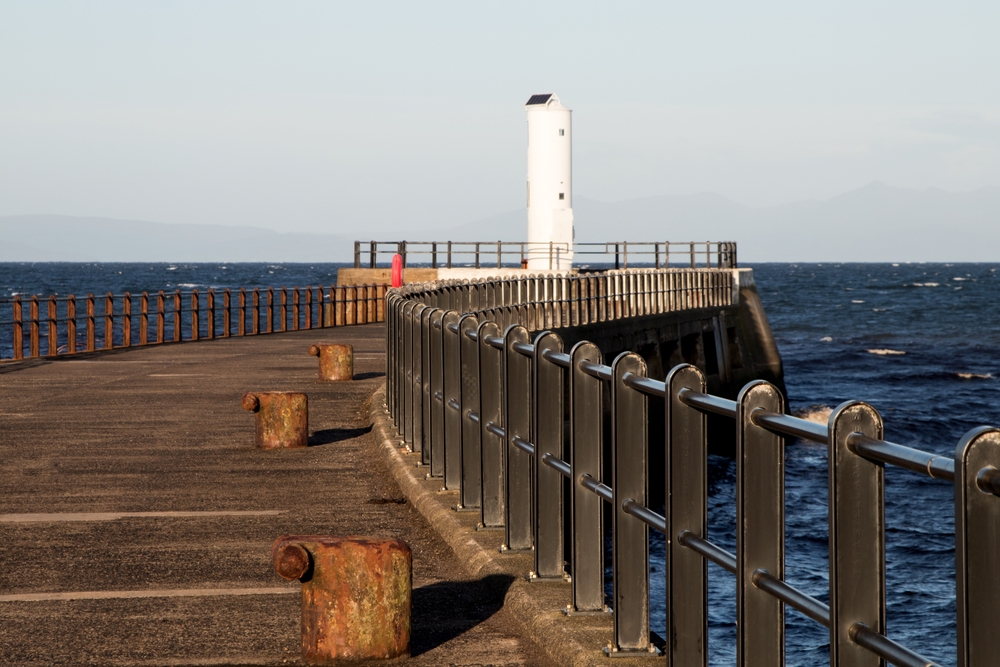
[0,325,553,666]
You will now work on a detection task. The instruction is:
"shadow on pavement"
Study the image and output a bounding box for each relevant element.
[309,425,373,446]
[410,573,517,657]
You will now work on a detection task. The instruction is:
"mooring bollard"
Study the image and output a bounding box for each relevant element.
[308,343,354,381]
[273,535,412,662]
[240,392,308,449]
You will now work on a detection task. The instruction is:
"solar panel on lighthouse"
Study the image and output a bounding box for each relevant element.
[525,93,574,270]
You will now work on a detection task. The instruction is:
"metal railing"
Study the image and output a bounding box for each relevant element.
[385,271,1000,667]
[1,284,387,361]
[354,240,738,270]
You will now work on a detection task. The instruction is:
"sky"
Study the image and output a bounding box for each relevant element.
[1,2,999,237]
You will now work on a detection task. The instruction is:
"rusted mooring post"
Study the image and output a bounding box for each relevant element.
[273,536,412,662]
[241,392,308,449]
[308,343,354,381]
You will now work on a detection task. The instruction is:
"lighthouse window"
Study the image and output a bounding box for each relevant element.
[559,193,565,200]
[559,129,565,136]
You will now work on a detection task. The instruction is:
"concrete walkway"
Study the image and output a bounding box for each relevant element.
[0,325,554,666]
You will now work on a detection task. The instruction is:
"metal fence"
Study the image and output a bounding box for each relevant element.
[385,270,1000,667]
[1,284,387,361]
[354,240,738,270]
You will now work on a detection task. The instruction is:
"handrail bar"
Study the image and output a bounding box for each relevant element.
[464,329,479,342]
[676,530,737,573]
[447,322,460,334]
[578,360,613,382]
[678,388,738,418]
[468,410,480,424]
[512,435,535,456]
[848,434,956,482]
[540,348,572,368]
[447,398,461,412]
[485,335,504,350]
[753,411,828,444]
[541,452,572,478]
[622,373,667,398]
[512,342,535,357]
[621,499,667,533]
[578,473,613,503]
[485,421,505,439]
[850,624,939,667]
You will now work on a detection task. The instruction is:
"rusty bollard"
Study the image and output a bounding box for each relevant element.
[241,392,308,449]
[308,343,354,381]
[273,536,412,662]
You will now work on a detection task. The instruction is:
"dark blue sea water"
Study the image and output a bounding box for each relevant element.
[3,261,997,665]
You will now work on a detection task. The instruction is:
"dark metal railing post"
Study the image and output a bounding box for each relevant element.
[410,302,426,452]
[665,364,708,665]
[569,341,607,614]
[251,288,260,335]
[86,294,96,352]
[478,319,504,529]
[501,324,533,552]
[370,241,377,269]
[955,426,1000,667]
[736,380,785,667]
[237,288,245,336]
[354,240,361,268]
[447,240,453,268]
[828,401,885,667]
[29,296,40,357]
[432,242,438,269]
[401,301,417,446]
[458,314,482,509]
[207,289,215,339]
[475,242,481,269]
[531,330,566,580]
[419,306,434,466]
[609,352,651,655]
[442,310,462,490]
[428,308,445,477]
[12,296,23,359]
[266,288,274,333]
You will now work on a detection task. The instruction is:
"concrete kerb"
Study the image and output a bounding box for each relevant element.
[369,384,661,667]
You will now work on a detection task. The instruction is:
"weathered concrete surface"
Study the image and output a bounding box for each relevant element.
[0,326,554,666]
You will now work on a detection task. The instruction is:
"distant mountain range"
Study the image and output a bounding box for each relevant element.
[3,182,999,262]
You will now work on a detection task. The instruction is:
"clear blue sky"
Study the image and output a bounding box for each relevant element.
[1,2,998,235]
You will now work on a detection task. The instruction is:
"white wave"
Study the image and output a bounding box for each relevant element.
[166,266,178,270]
[851,299,865,303]
[867,349,906,356]
[820,336,833,342]
[794,405,833,424]
[872,308,887,312]
[953,277,966,281]
[955,372,993,380]
[910,282,939,287]
[177,283,200,288]
[892,263,899,267]
[955,286,964,290]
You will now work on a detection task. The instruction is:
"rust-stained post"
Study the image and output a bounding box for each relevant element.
[13,296,23,360]
[207,289,215,339]
[280,287,288,332]
[173,290,182,342]
[238,288,247,336]
[266,287,275,333]
[367,284,377,323]
[252,288,260,335]
[272,536,411,663]
[309,344,354,381]
[156,291,165,343]
[223,289,232,337]
[377,285,386,322]
[304,287,312,330]
[291,287,299,331]
[240,392,308,449]
[86,294,96,351]
[191,290,200,341]
[122,292,132,347]
[139,292,149,346]
[104,293,114,350]
[357,286,367,324]
[47,296,57,357]
[346,287,357,325]
[67,295,77,354]
[29,296,40,358]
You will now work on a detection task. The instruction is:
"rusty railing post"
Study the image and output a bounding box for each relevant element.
[172,290,182,342]
[46,295,57,356]
[252,288,260,335]
[139,292,149,345]
[86,294,96,351]
[281,287,288,332]
[156,291,165,343]
[13,296,23,359]
[191,290,200,341]
[67,295,77,354]
[223,289,232,337]
[104,293,114,350]
[266,287,274,333]
[122,292,132,347]
[29,296,40,358]
[207,289,215,339]
[304,286,312,330]
[346,286,357,325]
[291,287,298,331]
[239,288,247,336]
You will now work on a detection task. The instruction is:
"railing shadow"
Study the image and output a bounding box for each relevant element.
[308,425,372,446]
[353,371,385,380]
[409,573,516,657]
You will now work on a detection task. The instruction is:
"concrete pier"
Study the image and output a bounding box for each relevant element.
[0,326,553,666]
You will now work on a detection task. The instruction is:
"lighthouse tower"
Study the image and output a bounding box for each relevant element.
[525,93,573,270]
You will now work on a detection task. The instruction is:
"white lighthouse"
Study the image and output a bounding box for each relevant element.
[525,93,573,270]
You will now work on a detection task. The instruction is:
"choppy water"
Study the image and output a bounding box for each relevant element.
[3,261,997,665]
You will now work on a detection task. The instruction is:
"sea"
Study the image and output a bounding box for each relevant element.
[2,261,998,666]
